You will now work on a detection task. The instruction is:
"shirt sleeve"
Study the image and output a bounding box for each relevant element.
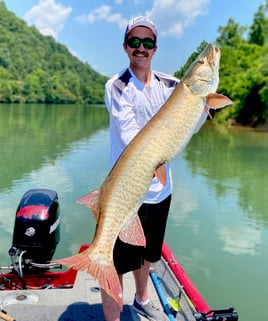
[105,77,140,152]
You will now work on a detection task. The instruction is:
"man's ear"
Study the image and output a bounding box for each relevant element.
[123,42,127,51]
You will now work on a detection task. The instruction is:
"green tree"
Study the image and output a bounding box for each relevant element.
[216,28,267,125]
[217,18,247,47]
[249,0,268,46]
[0,80,12,102]
[0,1,107,104]
[23,73,45,103]
[174,3,268,127]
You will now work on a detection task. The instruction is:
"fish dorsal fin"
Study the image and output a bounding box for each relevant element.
[154,164,167,187]
[206,93,233,110]
[119,215,146,247]
[76,189,100,221]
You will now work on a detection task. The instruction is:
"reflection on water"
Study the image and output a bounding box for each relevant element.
[218,224,261,256]
[0,104,108,192]
[185,123,268,227]
[165,122,268,321]
[0,105,267,321]
[0,104,109,265]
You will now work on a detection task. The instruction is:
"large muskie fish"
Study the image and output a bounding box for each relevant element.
[54,43,232,309]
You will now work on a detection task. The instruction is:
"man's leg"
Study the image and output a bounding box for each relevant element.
[132,259,151,302]
[132,260,169,321]
[101,274,123,321]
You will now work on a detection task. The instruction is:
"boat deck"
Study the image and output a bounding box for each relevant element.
[0,257,197,321]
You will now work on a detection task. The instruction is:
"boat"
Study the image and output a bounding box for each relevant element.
[0,189,238,321]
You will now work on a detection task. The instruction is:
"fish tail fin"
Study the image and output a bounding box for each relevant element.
[96,263,123,310]
[53,249,123,310]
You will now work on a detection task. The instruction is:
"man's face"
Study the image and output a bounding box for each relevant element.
[124,26,157,70]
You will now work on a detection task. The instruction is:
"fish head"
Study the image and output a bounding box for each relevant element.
[183,43,220,97]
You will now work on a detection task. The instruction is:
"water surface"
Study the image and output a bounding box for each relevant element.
[0,104,267,321]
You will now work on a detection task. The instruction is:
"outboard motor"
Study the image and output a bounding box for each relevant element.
[10,189,60,271]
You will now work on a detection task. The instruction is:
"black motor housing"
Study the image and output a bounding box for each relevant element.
[12,189,60,264]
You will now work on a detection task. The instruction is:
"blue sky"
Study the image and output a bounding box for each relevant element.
[3,0,265,77]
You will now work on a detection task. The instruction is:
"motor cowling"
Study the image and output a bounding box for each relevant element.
[12,189,60,264]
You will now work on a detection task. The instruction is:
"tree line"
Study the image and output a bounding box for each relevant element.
[1,0,268,126]
[0,2,107,104]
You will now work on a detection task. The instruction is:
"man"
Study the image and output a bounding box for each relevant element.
[104,16,208,321]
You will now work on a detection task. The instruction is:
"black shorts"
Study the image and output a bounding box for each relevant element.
[113,195,171,274]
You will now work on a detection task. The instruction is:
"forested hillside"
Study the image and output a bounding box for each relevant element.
[175,1,268,126]
[1,0,268,125]
[0,2,107,104]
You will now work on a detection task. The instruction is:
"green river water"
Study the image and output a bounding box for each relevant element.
[0,104,267,321]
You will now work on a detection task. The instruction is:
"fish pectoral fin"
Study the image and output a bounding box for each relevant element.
[75,188,100,221]
[154,164,167,187]
[119,215,146,247]
[206,93,233,110]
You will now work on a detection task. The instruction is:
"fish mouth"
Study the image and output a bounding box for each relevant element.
[201,43,220,66]
[198,78,210,82]
[209,45,220,66]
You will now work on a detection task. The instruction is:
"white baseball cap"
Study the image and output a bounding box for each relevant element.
[124,16,157,42]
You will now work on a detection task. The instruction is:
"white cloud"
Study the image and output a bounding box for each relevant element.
[171,186,199,222]
[218,224,261,256]
[146,0,210,38]
[87,5,111,24]
[70,50,79,58]
[29,162,74,194]
[76,0,210,39]
[76,5,128,30]
[23,0,72,39]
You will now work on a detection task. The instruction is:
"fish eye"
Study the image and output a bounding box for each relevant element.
[198,58,204,64]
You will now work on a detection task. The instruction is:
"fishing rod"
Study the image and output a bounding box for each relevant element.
[150,271,176,321]
[161,242,238,321]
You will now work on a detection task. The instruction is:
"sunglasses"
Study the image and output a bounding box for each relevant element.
[126,37,156,50]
